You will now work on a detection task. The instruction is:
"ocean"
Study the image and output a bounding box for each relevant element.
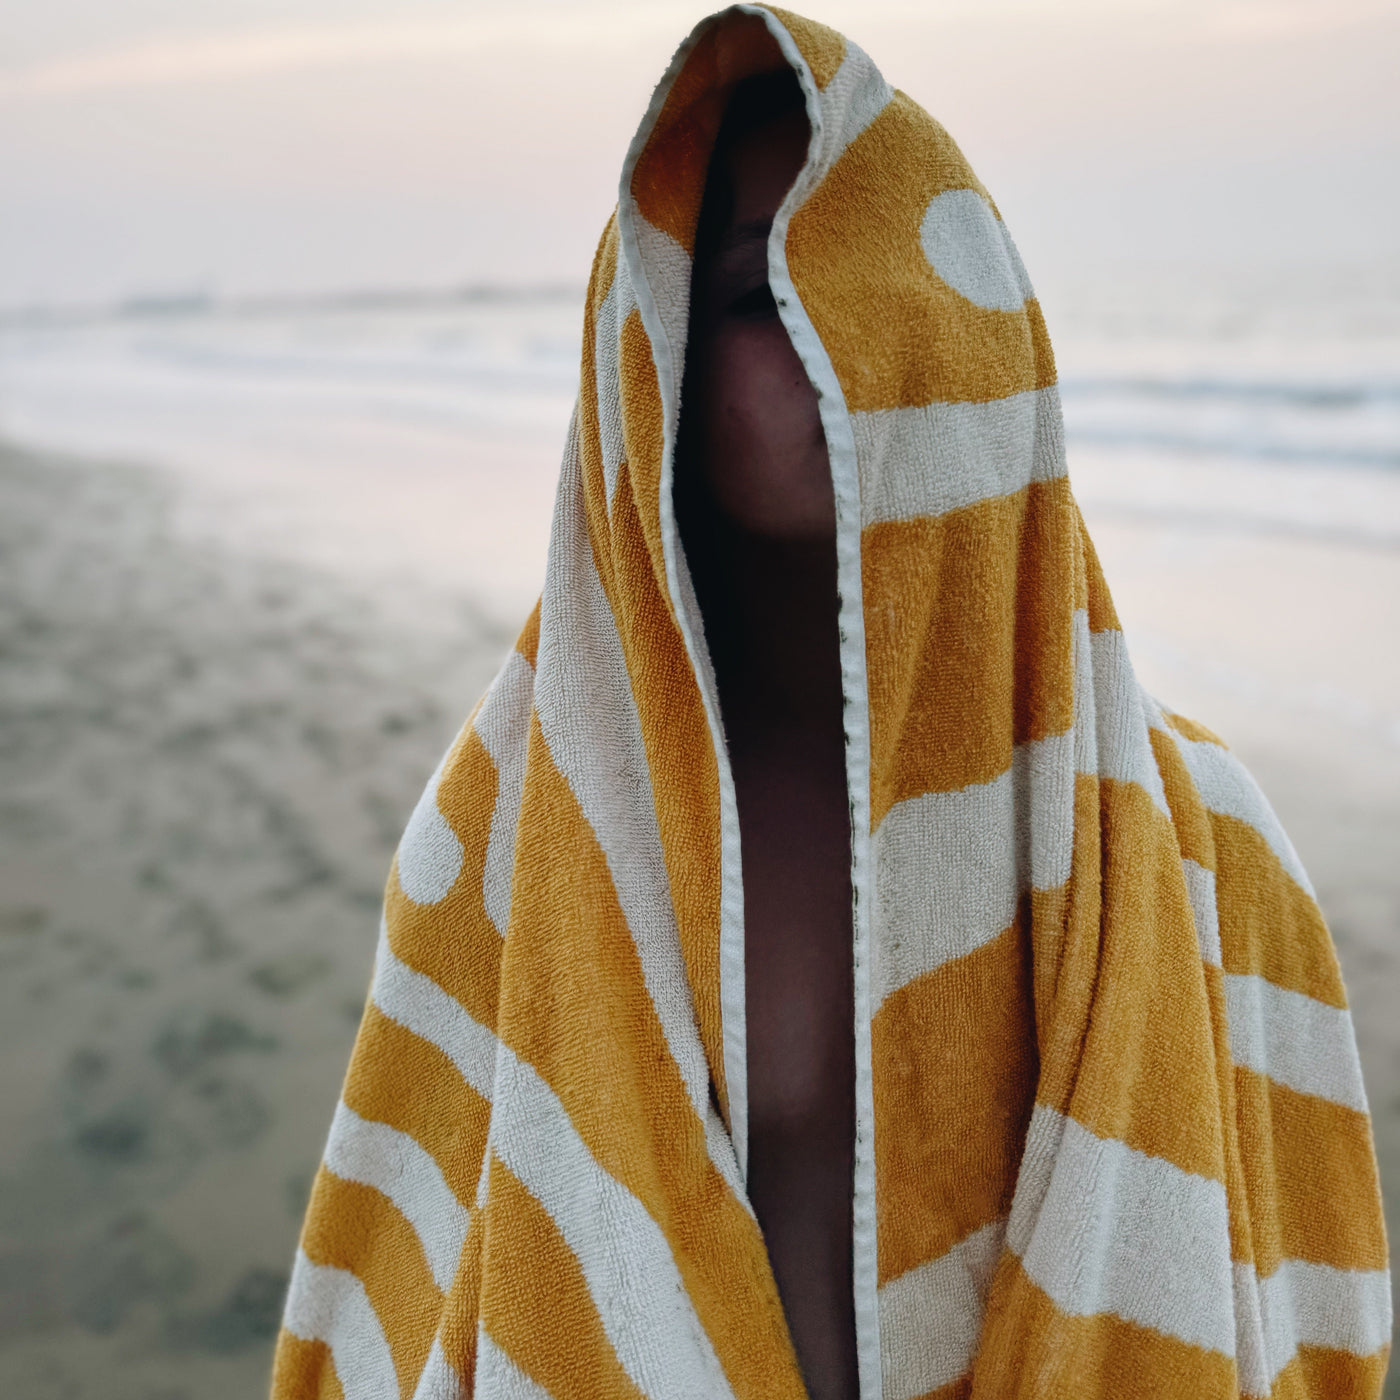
[2,262,1398,623]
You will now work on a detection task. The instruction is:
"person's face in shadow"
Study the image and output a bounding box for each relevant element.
[682,105,833,541]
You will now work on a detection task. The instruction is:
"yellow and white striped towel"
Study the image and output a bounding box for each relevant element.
[271,6,1391,1397]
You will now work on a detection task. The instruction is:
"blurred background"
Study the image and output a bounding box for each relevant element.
[1,1,1397,1396]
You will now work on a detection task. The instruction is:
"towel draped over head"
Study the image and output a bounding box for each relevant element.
[272,6,1390,1397]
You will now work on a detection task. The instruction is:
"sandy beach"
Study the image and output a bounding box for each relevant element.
[1,281,1397,1395]
[0,439,509,1399]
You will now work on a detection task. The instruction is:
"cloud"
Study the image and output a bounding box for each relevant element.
[0,8,677,99]
[1,0,1390,101]
[1201,0,1396,39]
[0,0,1192,99]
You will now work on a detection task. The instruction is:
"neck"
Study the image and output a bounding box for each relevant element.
[684,504,845,744]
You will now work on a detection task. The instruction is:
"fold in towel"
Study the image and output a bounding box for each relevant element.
[272,6,1390,1397]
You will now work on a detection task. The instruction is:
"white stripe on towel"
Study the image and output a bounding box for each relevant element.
[411,1339,467,1400]
[1233,1257,1392,1395]
[534,442,746,1202]
[1007,1104,1236,1358]
[475,1326,557,1400]
[476,648,535,938]
[1223,972,1368,1112]
[490,1045,736,1400]
[855,386,1066,528]
[877,1219,1005,1399]
[394,749,465,906]
[1170,733,1315,896]
[283,1250,398,1400]
[871,729,1074,1008]
[323,1101,470,1294]
[371,935,498,1103]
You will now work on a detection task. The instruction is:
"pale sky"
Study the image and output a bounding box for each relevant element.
[2,0,1397,308]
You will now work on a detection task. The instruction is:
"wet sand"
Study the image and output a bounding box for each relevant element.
[0,440,509,1399]
[0,439,1395,1396]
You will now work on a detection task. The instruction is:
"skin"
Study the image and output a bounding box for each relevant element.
[675,104,859,1400]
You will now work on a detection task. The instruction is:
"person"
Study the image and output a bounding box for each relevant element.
[270,7,1391,1399]
[674,67,857,1397]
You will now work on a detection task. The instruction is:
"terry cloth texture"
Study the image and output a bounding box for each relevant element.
[271,7,1391,1399]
